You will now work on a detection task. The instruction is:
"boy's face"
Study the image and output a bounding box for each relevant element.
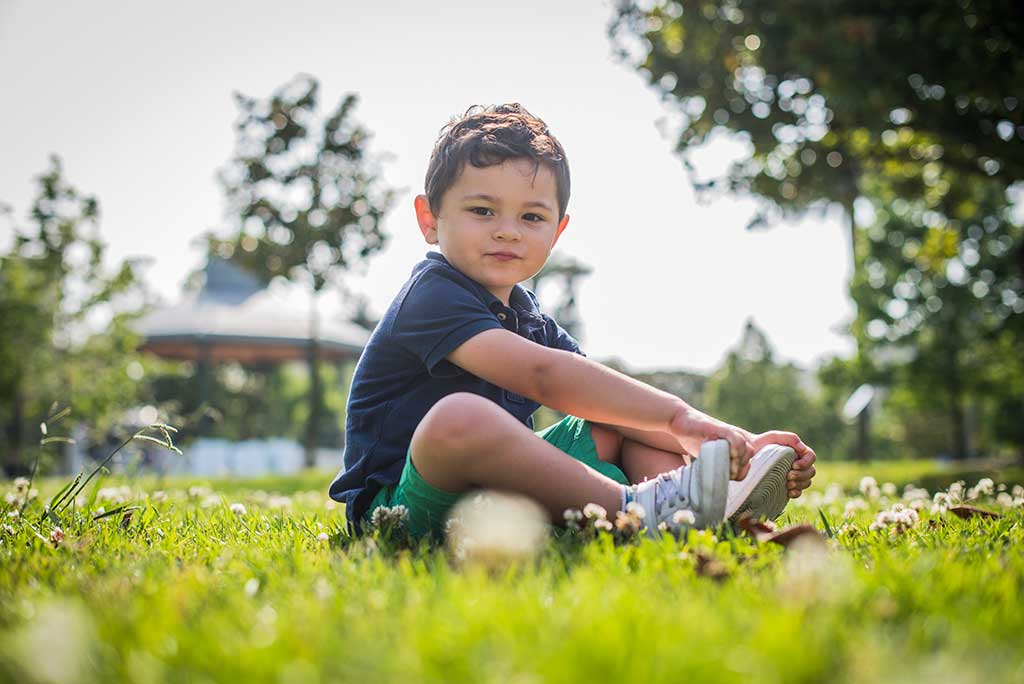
[415,158,569,305]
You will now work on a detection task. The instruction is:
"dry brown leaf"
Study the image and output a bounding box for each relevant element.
[765,524,826,549]
[736,515,777,542]
[695,550,730,582]
[949,505,1002,520]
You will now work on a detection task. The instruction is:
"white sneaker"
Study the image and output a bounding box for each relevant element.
[627,439,730,537]
[724,444,796,522]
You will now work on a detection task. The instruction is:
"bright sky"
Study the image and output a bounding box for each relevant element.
[0,0,855,373]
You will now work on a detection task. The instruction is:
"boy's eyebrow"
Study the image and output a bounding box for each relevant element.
[461,193,554,212]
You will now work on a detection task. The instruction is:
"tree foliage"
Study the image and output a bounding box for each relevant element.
[610,0,1023,226]
[611,1,1024,457]
[0,157,149,474]
[703,320,847,457]
[209,73,396,293]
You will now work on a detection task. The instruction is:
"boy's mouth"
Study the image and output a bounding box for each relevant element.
[487,252,521,261]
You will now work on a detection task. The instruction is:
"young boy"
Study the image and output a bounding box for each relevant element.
[329,104,816,538]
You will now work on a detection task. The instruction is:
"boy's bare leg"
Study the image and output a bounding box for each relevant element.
[410,393,623,519]
[589,422,688,484]
[620,439,688,483]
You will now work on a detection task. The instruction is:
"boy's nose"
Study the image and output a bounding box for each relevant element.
[494,219,522,241]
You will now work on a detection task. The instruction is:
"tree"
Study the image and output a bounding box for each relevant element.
[527,251,593,341]
[208,74,396,466]
[0,156,149,475]
[610,1,1024,459]
[703,320,846,456]
[610,1,1023,242]
[852,173,1024,458]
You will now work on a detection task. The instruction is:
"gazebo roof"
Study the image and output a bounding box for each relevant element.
[137,258,369,364]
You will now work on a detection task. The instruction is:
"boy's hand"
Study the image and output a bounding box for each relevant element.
[748,430,817,498]
[668,407,755,480]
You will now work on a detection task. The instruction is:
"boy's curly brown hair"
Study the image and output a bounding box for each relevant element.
[424,103,571,219]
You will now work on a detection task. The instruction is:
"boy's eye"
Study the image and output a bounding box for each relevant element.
[469,207,494,217]
[523,213,546,223]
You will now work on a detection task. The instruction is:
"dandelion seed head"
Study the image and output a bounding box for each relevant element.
[230,502,247,516]
[446,491,547,567]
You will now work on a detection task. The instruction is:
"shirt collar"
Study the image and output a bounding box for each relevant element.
[424,251,541,318]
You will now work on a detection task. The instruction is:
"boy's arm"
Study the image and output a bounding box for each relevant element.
[447,329,754,476]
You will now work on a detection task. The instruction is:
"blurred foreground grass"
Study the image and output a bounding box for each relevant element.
[2,459,1023,684]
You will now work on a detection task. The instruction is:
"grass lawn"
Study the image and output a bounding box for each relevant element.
[2,459,1023,683]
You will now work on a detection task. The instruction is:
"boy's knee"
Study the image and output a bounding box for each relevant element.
[413,392,498,453]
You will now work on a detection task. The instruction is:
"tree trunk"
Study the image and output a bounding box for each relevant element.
[305,342,321,470]
[2,385,26,477]
[950,393,967,460]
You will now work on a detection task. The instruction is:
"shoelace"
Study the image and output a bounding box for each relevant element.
[653,468,692,520]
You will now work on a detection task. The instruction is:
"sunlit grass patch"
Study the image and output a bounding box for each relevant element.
[1,461,1023,683]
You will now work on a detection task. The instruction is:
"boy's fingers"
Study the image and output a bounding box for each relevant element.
[789,465,816,482]
[792,448,817,469]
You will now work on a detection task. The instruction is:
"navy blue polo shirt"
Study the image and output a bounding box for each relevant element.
[328,251,584,524]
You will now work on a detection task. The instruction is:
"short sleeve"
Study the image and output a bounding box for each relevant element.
[543,314,586,357]
[390,268,503,374]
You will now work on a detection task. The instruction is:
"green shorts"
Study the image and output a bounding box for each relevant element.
[364,414,629,539]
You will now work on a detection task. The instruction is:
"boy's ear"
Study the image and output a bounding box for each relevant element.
[414,195,438,244]
[551,213,570,249]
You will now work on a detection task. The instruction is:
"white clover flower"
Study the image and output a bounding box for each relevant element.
[1013,497,1024,509]
[836,523,862,539]
[244,578,260,597]
[625,501,646,520]
[657,522,668,532]
[1012,485,1024,498]
[594,518,614,533]
[996,492,1013,507]
[821,483,843,505]
[3,492,22,506]
[902,486,929,503]
[859,476,880,499]
[909,499,928,511]
[49,527,65,546]
[97,486,134,505]
[582,503,607,520]
[2,524,14,536]
[968,477,994,500]
[672,509,696,526]
[151,490,168,503]
[881,482,897,497]
[947,480,965,502]
[267,495,293,509]
[7,510,19,520]
[230,502,247,516]
[563,508,583,532]
[13,477,30,492]
[370,504,409,531]
[870,503,918,534]
[187,485,213,499]
[843,498,869,519]
[317,532,330,542]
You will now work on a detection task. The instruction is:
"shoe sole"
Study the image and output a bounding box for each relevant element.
[693,439,730,528]
[725,445,796,522]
